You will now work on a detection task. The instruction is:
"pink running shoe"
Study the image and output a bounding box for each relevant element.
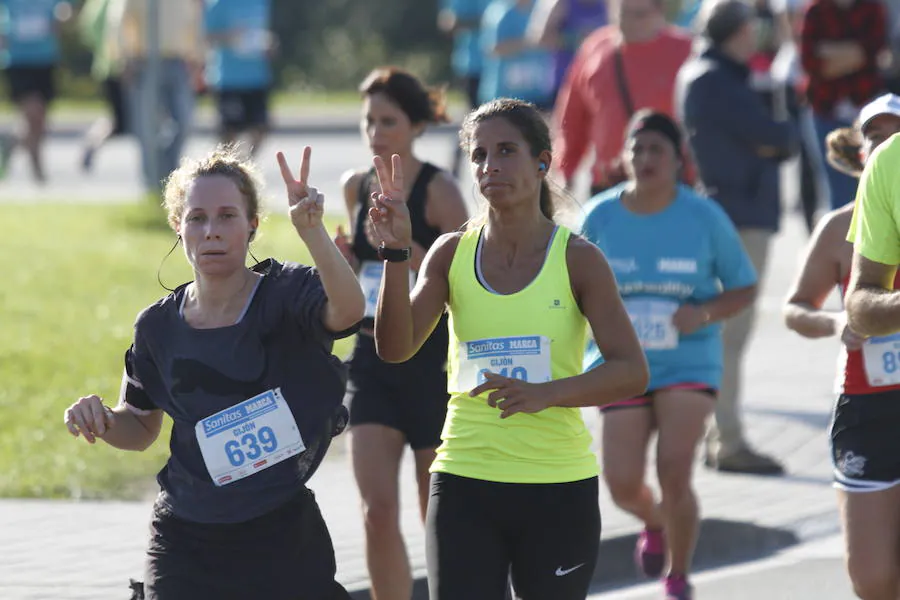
[634,528,666,578]
[664,573,693,600]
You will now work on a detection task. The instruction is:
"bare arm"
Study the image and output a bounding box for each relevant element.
[279,149,365,333]
[784,211,848,338]
[102,405,163,451]
[701,286,757,323]
[846,253,900,336]
[375,233,458,363]
[65,392,163,452]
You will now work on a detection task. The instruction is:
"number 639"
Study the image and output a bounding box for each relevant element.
[224,426,278,467]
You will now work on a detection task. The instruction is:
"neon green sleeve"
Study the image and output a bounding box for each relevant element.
[849,136,900,265]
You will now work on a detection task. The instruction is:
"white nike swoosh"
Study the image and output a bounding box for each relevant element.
[555,563,585,576]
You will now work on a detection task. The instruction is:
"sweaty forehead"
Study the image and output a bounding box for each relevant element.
[185,175,246,212]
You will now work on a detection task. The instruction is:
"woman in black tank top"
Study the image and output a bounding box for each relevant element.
[335,66,468,600]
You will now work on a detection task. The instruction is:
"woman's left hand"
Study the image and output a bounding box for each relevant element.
[469,372,552,419]
[672,304,710,335]
[277,147,325,234]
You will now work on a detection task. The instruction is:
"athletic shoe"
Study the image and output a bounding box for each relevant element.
[707,447,784,475]
[664,573,693,600]
[635,528,666,578]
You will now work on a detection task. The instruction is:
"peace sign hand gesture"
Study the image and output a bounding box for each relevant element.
[277,147,325,236]
[368,154,413,250]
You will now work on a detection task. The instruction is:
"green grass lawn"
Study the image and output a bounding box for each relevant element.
[0,202,353,500]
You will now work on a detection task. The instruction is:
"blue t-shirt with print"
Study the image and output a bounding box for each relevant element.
[478,0,554,106]
[204,0,272,90]
[580,184,757,390]
[0,0,61,67]
[443,0,492,77]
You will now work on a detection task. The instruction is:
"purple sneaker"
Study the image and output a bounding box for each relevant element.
[635,528,666,578]
[664,573,693,600]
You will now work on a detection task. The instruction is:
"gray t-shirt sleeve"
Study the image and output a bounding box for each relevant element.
[275,262,360,342]
[119,312,161,413]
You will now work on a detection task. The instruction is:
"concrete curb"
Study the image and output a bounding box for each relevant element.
[343,513,835,599]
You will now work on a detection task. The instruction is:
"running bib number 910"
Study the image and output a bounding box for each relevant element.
[456,335,552,392]
[862,334,900,387]
[195,388,306,486]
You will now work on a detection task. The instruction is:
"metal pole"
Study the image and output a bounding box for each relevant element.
[143,0,161,191]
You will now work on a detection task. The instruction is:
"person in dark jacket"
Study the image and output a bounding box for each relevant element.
[676,0,797,475]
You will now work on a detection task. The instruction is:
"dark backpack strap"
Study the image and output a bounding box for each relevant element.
[613,47,636,117]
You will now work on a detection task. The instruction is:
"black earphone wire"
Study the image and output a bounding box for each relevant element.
[157,236,181,292]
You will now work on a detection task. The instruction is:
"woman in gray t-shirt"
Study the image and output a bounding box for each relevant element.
[63,145,365,600]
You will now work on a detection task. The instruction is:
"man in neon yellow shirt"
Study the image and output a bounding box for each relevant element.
[846,130,900,336]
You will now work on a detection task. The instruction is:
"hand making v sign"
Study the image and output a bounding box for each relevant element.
[368,154,413,250]
[277,146,325,236]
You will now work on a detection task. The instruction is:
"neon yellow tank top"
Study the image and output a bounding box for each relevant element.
[432,225,598,484]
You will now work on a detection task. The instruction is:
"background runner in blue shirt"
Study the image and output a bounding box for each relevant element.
[0,0,67,182]
[204,0,274,157]
[580,111,757,600]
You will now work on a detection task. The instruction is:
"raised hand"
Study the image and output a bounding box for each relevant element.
[277,147,325,235]
[368,154,413,250]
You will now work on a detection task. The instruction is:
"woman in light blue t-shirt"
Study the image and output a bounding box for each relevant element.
[580,111,757,600]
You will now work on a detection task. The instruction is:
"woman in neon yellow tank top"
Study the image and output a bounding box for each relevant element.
[368,98,649,600]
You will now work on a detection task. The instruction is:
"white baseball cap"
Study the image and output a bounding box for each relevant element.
[858,94,900,133]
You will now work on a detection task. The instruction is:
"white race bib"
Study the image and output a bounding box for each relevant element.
[625,298,679,350]
[457,335,552,392]
[358,260,416,319]
[862,333,900,387]
[195,388,305,487]
[14,14,51,41]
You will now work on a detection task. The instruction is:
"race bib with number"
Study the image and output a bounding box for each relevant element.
[862,333,900,387]
[456,335,552,392]
[625,298,679,350]
[195,388,305,487]
[358,260,416,318]
[14,14,51,41]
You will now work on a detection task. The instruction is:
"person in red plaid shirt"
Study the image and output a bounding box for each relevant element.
[800,0,887,210]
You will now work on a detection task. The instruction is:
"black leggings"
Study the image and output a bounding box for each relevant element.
[426,472,600,600]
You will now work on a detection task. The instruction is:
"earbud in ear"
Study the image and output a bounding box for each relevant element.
[249,229,256,241]
[539,161,547,172]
